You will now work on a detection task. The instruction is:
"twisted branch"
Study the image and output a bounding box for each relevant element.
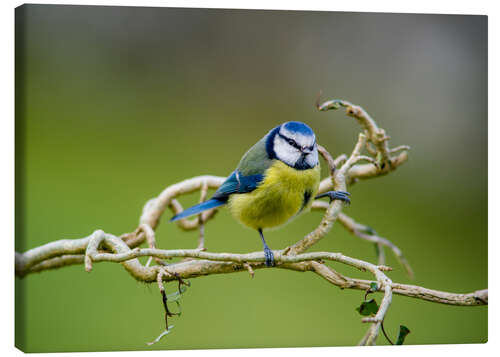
[15,98,485,347]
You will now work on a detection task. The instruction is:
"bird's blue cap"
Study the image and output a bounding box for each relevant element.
[282,121,315,137]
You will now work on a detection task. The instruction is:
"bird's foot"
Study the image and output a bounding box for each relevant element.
[315,190,351,204]
[264,247,275,267]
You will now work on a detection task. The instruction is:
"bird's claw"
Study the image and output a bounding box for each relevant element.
[264,247,275,267]
[316,190,351,205]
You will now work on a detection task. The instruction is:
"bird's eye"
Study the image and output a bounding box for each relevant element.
[287,139,296,146]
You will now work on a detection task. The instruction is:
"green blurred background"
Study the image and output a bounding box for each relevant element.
[15,4,487,352]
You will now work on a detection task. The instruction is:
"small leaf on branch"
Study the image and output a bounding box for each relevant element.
[395,325,411,345]
[166,284,188,302]
[159,280,189,335]
[356,299,379,316]
[364,282,379,300]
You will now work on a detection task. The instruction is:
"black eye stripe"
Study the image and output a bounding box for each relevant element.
[278,133,315,151]
[278,133,300,149]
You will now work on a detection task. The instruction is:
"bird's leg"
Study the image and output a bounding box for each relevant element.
[315,191,351,204]
[258,228,275,267]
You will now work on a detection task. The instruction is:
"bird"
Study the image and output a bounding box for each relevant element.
[170,121,350,267]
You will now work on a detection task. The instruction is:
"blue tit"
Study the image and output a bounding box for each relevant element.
[171,121,350,266]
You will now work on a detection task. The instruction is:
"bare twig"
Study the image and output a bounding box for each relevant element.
[317,144,337,175]
[197,181,209,250]
[311,201,413,278]
[138,223,167,267]
[15,98,484,347]
[243,262,255,278]
[17,229,487,306]
[317,98,391,164]
[147,327,174,346]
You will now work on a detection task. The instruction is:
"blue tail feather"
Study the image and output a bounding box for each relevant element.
[170,198,226,222]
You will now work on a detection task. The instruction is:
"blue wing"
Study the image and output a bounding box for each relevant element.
[170,170,264,222]
[212,170,264,200]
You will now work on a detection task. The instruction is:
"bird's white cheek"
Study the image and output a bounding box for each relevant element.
[273,137,300,166]
[306,150,319,167]
[280,150,301,167]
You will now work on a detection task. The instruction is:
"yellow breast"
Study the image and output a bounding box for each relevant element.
[228,160,320,230]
